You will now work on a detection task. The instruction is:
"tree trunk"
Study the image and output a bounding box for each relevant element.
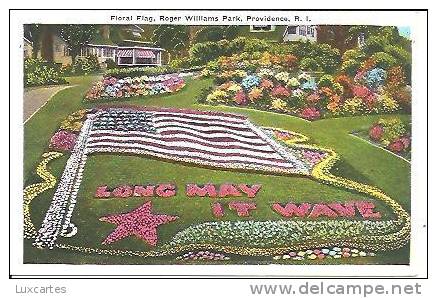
[40,25,54,62]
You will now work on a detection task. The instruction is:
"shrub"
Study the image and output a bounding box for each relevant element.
[169,56,198,69]
[341,59,361,77]
[313,44,341,73]
[105,65,177,78]
[370,52,397,69]
[299,57,319,71]
[384,45,411,83]
[377,93,399,113]
[71,55,100,74]
[341,98,365,115]
[24,58,67,87]
[300,107,321,120]
[318,74,334,88]
[342,49,365,62]
[362,35,388,55]
[189,37,269,66]
[104,59,117,70]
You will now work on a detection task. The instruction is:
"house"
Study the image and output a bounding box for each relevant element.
[283,25,318,42]
[23,24,165,67]
[23,37,33,58]
[51,34,72,65]
[78,43,164,67]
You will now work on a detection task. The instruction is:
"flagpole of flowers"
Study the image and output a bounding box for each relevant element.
[23,151,63,239]
[33,116,95,249]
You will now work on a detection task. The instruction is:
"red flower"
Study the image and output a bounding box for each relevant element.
[369,124,384,141]
[388,139,405,153]
[300,107,321,121]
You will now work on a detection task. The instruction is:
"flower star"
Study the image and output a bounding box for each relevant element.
[99,201,178,246]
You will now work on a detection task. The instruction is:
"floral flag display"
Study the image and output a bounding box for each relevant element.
[26,107,410,264]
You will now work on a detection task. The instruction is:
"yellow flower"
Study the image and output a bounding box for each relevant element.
[378,93,399,112]
[248,87,263,102]
[271,98,288,111]
[227,83,242,93]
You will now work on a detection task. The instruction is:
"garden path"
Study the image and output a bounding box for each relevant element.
[23,85,74,123]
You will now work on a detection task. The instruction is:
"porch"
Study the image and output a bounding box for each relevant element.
[116,47,163,67]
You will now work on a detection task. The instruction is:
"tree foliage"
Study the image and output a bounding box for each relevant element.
[194,26,239,43]
[151,25,190,58]
[58,25,98,61]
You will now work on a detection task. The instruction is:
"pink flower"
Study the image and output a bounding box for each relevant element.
[299,107,321,120]
[234,90,247,105]
[399,136,411,149]
[270,85,291,98]
[306,92,321,104]
[388,139,405,153]
[49,130,78,151]
[352,85,372,99]
[211,202,224,218]
[260,79,274,89]
[369,124,384,141]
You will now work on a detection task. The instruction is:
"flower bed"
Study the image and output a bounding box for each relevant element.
[199,52,411,120]
[85,74,186,101]
[272,246,375,261]
[353,117,411,159]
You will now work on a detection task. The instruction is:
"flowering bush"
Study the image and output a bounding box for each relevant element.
[85,74,186,101]
[270,85,291,98]
[300,107,321,120]
[363,68,387,90]
[369,124,384,141]
[241,75,261,90]
[49,130,78,151]
[367,117,411,155]
[24,58,67,87]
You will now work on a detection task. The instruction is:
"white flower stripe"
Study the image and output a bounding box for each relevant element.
[87,136,283,160]
[86,141,300,169]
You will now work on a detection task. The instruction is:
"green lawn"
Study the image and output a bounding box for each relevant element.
[23,75,411,265]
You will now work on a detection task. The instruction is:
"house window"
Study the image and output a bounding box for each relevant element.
[299,26,307,36]
[119,57,133,65]
[307,26,315,37]
[287,26,297,34]
[250,25,275,32]
[63,46,70,56]
[103,48,114,57]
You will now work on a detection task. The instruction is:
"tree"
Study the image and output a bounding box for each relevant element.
[58,25,97,62]
[151,25,190,60]
[27,24,42,58]
[193,26,239,43]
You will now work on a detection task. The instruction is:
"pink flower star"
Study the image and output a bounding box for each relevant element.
[99,201,178,246]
